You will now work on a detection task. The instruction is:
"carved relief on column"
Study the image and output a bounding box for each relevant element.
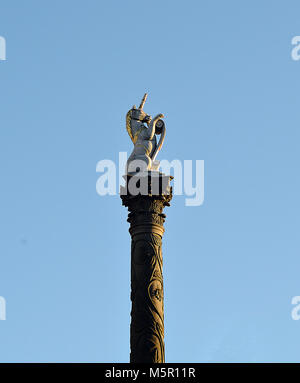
[121,174,172,363]
[130,230,165,363]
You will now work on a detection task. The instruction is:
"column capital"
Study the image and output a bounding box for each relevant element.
[120,171,173,233]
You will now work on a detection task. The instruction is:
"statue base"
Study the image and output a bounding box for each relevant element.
[120,171,173,199]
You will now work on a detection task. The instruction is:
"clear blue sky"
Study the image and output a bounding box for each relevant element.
[0,0,300,362]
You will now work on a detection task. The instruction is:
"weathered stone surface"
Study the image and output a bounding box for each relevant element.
[125,93,166,173]
[121,173,172,363]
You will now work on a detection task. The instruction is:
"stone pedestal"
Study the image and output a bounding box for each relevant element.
[120,172,172,363]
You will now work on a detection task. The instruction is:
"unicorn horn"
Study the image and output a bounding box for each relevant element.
[139,93,148,109]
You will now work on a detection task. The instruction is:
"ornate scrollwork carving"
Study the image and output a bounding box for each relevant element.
[121,174,172,363]
[130,232,165,362]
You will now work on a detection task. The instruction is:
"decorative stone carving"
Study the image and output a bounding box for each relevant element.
[121,174,172,363]
[125,93,166,173]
